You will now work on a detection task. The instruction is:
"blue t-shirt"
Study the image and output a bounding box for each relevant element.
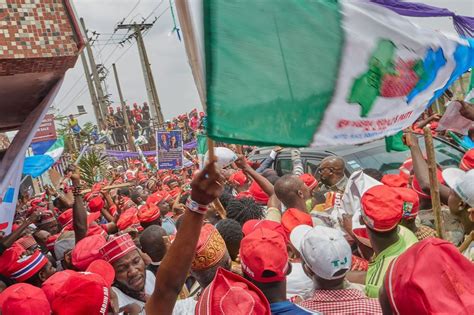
[270,301,319,315]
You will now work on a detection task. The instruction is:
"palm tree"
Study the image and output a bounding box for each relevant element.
[78,148,111,186]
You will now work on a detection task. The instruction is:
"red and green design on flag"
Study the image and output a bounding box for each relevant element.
[177,0,474,147]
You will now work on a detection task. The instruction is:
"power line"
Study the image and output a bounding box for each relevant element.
[59,3,172,115]
[123,0,141,22]
[59,41,138,114]
[143,0,165,22]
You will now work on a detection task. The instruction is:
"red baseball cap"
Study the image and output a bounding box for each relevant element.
[195,267,271,315]
[57,208,73,226]
[248,181,269,205]
[41,270,76,303]
[460,149,474,171]
[0,243,25,276]
[281,208,313,236]
[361,185,403,232]
[385,238,474,314]
[398,188,420,219]
[352,227,372,248]
[86,259,115,288]
[229,171,248,187]
[46,233,59,252]
[242,219,288,243]
[0,283,50,315]
[381,174,408,188]
[88,196,105,213]
[137,203,161,223]
[51,271,110,315]
[71,234,107,270]
[235,191,253,200]
[300,173,318,190]
[239,228,289,283]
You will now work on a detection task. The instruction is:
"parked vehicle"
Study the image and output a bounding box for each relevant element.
[248,135,465,177]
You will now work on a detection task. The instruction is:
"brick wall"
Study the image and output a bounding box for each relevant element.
[0,0,81,75]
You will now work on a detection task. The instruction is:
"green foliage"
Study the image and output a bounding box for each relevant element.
[78,148,110,186]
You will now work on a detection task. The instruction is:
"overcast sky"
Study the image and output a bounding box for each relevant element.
[56,0,473,126]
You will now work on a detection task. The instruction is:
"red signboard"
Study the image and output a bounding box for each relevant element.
[31,114,57,143]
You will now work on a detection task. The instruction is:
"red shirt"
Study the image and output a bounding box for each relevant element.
[299,289,382,314]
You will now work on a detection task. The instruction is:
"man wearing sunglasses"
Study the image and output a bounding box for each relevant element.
[317,156,348,194]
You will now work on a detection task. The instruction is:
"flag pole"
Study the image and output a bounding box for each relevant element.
[175,0,215,162]
[423,126,444,239]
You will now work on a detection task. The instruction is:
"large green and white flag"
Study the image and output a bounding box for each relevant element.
[177,0,474,147]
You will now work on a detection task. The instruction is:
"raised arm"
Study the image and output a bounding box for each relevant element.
[145,161,224,315]
[404,132,450,204]
[69,165,88,243]
[236,156,274,197]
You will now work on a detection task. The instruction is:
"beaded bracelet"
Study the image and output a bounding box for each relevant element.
[72,186,82,196]
[185,198,209,215]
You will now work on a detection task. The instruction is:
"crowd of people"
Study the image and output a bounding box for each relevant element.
[0,100,474,315]
[74,103,204,147]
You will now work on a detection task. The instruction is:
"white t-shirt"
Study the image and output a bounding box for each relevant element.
[172,297,198,315]
[113,270,156,315]
[286,262,314,300]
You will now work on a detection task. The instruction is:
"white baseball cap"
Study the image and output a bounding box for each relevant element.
[442,168,474,207]
[290,225,352,280]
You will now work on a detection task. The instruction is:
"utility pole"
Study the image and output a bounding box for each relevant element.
[80,51,102,127]
[80,17,109,127]
[115,22,164,125]
[112,63,136,152]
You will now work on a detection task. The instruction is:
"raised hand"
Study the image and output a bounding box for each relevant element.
[190,161,224,205]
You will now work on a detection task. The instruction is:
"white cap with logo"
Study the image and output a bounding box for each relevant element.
[290,225,352,280]
[442,169,474,207]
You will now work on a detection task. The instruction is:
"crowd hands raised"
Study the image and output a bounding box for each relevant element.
[1,104,474,314]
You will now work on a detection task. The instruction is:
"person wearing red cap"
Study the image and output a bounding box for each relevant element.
[0,283,51,315]
[290,225,382,314]
[361,185,418,298]
[125,161,139,182]
[228,170,250,193]
[460,148,474,171]
[188,224,232,299]
[239,228,315,314]
[300,173,318,192]
[235,156,273,205]
[5,250,56,287]
[379,238,474,314]
[397,188,437,241]
[195,267,271,315]
[100,233,155,313]
[49,269,114,315]
[137,204,162,229]
[146,161,224,315]
[404,132,465,244]
[71,234,107,271]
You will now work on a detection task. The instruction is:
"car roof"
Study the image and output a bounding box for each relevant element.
[250,138,386,158]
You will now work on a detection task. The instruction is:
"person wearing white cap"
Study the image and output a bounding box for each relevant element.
[442,168,474,260]
[290,225,382,314]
